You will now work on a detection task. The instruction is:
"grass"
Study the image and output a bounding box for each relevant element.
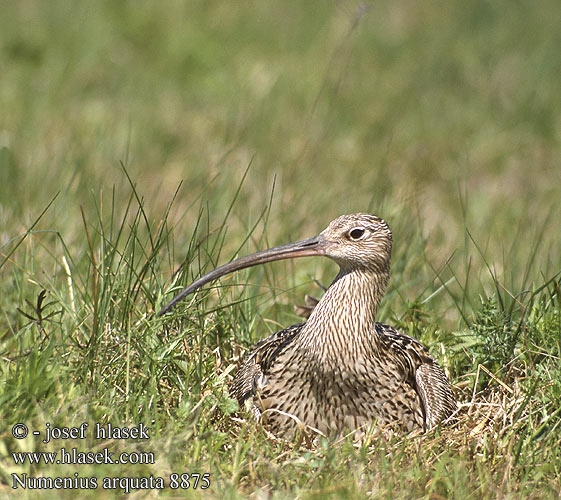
[1,0,561,498]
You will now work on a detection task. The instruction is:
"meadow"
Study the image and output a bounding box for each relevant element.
[1,1,560,498]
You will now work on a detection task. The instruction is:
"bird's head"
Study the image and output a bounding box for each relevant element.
[317,213,392,272]
[158,213,393,315]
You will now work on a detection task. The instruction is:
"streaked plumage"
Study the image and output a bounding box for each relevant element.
[159,213,456,438]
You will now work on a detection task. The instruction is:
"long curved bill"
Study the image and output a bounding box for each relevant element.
[158,235,326,316]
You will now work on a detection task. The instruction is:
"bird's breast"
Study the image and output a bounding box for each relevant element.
[255,344,425,437]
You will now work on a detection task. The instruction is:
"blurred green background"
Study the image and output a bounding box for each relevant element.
[2,0,560,307]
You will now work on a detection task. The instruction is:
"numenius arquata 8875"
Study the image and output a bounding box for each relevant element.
[159,214,456,439]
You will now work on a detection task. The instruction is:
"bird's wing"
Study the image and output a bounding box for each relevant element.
[415,360,457,429]
[229,323,304,405]
[376,323,456,429]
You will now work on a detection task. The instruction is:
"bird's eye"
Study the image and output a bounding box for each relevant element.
[348,228,366,240]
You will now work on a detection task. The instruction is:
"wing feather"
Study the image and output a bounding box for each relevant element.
[229,324,303,405]
[376,323,456,429]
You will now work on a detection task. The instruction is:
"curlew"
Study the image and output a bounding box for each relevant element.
[159,214,456,439]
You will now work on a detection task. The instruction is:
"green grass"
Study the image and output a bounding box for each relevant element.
[1,0,561,498]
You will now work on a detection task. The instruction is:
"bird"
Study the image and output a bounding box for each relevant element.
[159,213,456,439]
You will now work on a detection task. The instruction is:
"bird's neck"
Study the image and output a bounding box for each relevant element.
[298,267,389,357]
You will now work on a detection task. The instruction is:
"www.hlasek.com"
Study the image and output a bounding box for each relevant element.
[12,447,154,465]
[10,422,211,493]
